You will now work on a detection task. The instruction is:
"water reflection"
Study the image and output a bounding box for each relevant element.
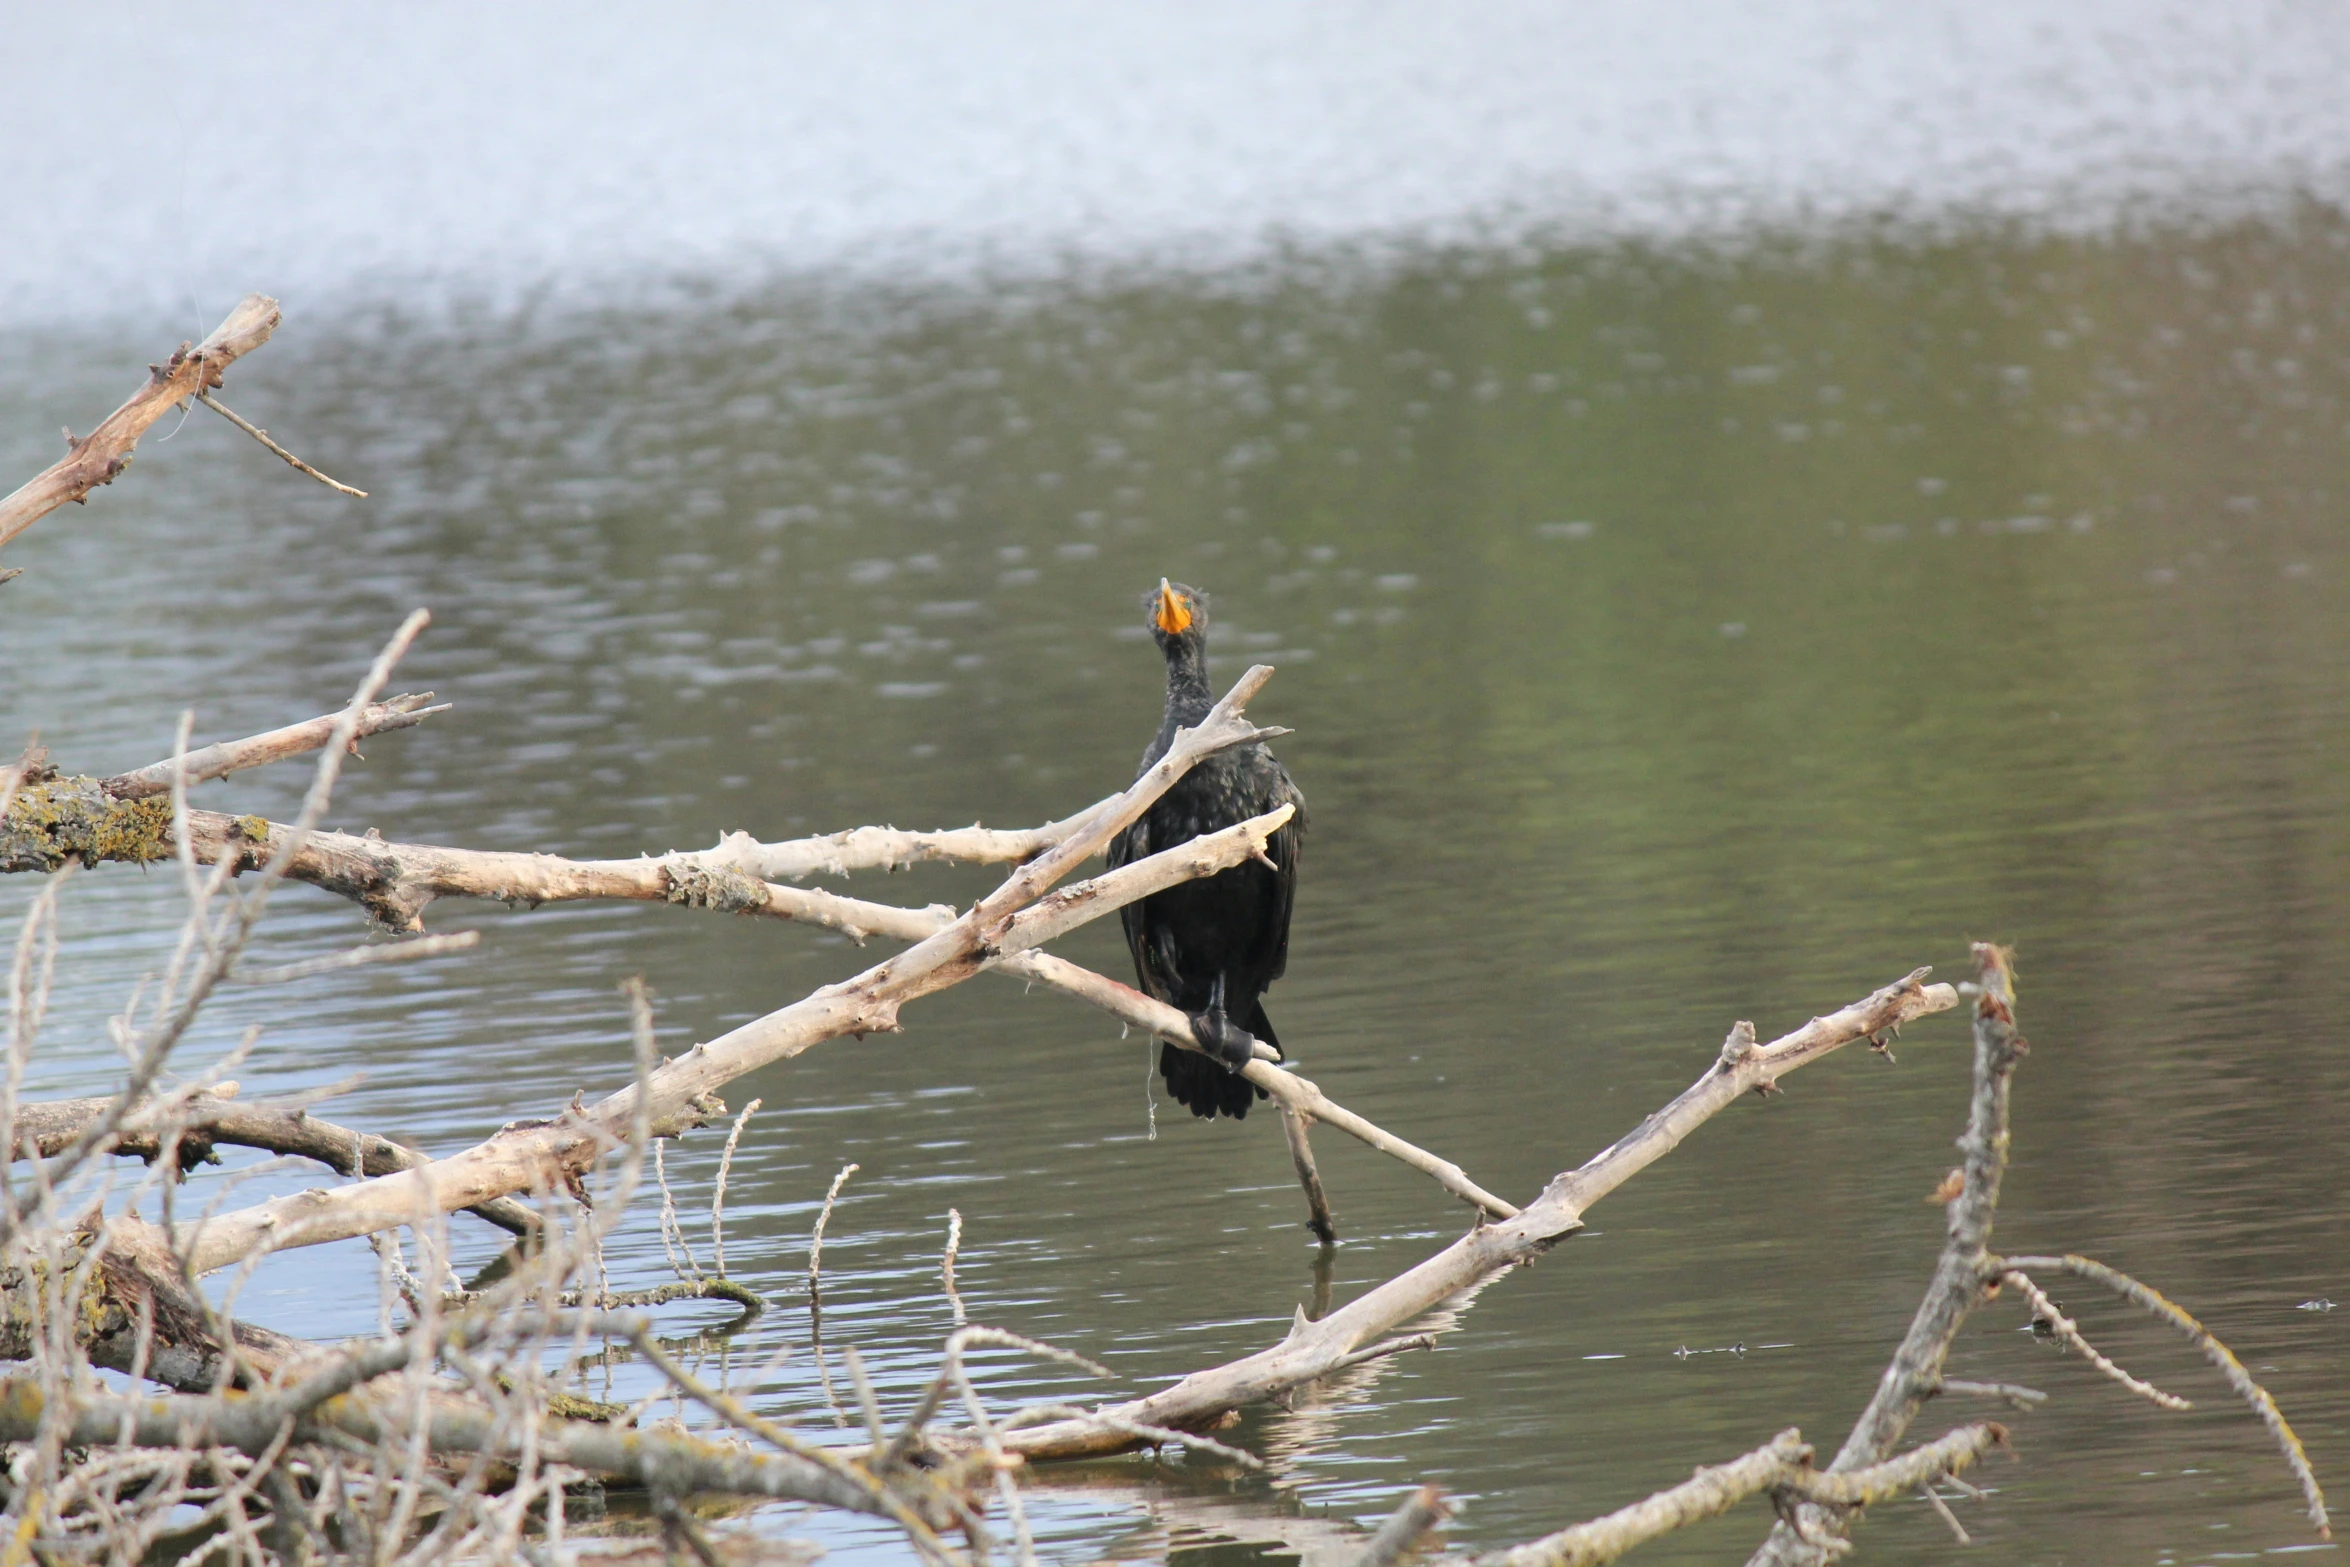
[4,211,2349,1565]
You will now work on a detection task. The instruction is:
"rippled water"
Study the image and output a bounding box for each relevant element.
[10,4,2350,324]
[6,143,2350,1567]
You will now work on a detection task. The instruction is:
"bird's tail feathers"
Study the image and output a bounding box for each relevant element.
[1160,1041,1256,1120]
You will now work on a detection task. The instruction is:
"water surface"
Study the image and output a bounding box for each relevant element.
[4,215,2349,1566]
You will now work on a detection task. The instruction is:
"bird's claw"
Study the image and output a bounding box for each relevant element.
[1187,1007,1259,1073]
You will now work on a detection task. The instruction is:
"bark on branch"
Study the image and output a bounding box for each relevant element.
[0,294,282,552]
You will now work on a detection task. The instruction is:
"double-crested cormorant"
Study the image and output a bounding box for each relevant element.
[1107,580,1307,1120]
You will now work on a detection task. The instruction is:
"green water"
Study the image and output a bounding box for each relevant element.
[3,212,2348,1565]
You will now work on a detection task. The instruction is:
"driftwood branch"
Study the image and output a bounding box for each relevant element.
[101,695,446,798]
[194,391,367,497]
[1745,945,2026,1565]
[0,294,282,552]
[5,1087,539,1237]
[1750,945,2331,1562]
[1004,968,1957,1460]
[1997,1266,2189,1411]
[7,706,1519,1226]
[1465,1423,2005,1567]
[1998,1253,2330,1538]
[0,1374,891,1519]
[167,666,1288,1277]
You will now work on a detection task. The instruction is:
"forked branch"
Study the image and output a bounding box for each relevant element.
[1005,968,1957,1461]
[0,295,283,553]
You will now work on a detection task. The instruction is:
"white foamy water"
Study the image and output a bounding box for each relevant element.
[4,1,2349,325]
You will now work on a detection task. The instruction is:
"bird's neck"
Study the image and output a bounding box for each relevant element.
[1161,644,1213,726]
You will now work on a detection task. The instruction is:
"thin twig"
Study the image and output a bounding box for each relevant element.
[2000,1252,2330,1539]
[1996,1267,2190,1411]
[943,1208,966,1325]
[1917,1484,1971,1544]
[711,1098,761,1279]
[843,1344,889,1449]
[1937,1378,2047,1408]
[809,1161,858,1301]
[231,929,477,986]
[1282,1105,1339,1243]
[655,1137,702,1281]
[194,391,367,497]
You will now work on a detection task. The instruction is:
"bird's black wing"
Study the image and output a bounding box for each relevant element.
[1260,766,1307,983]
[1107,813,1176,1004]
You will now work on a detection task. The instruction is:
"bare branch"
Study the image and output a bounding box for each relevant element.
[193,391,367,497]
[1999,1252,2330,1539]
[701,809,1098,883]
[1474,1431,1811,1567]
[7,1086,538,1240]
[1747,946,2022,1566]
[710,1098,761,1278]
[809,1162,858,1300]
[1469,1424,2004,1567]
[1282,1106,1339,1243]
[168,666,1287,1275]
[1005,968,1957,1461]
[0,295,282,553]
[230,929,478,986]
[102,695,445,799]
[1997,1267,2189,1411]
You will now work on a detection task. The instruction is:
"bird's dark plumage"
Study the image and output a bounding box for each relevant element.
[1107,581,1306,1120]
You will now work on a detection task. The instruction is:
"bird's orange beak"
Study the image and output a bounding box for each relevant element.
[1155,579,1192,634]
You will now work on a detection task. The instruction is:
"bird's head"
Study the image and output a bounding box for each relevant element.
[1145,578,1208,656]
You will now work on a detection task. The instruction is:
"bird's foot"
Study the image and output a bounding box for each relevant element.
[1187,1008,1259,1073]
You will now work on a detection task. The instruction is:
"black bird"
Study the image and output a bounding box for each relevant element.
[1106,580,1307,1120]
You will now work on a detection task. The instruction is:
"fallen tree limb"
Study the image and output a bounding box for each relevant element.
[0,295,283,552]
[1749,946,2330,1563]
[10,683,1520,1234]
[6,1088,541,1238]
[1003,967,1958,1459]
[1464,1423,2004,1567]
[169,666,1288,1277]
[1746,947,2024,1565]
[1997,1253,2329,1538]
[101,695,447,799]
[0,1376,895,1520]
